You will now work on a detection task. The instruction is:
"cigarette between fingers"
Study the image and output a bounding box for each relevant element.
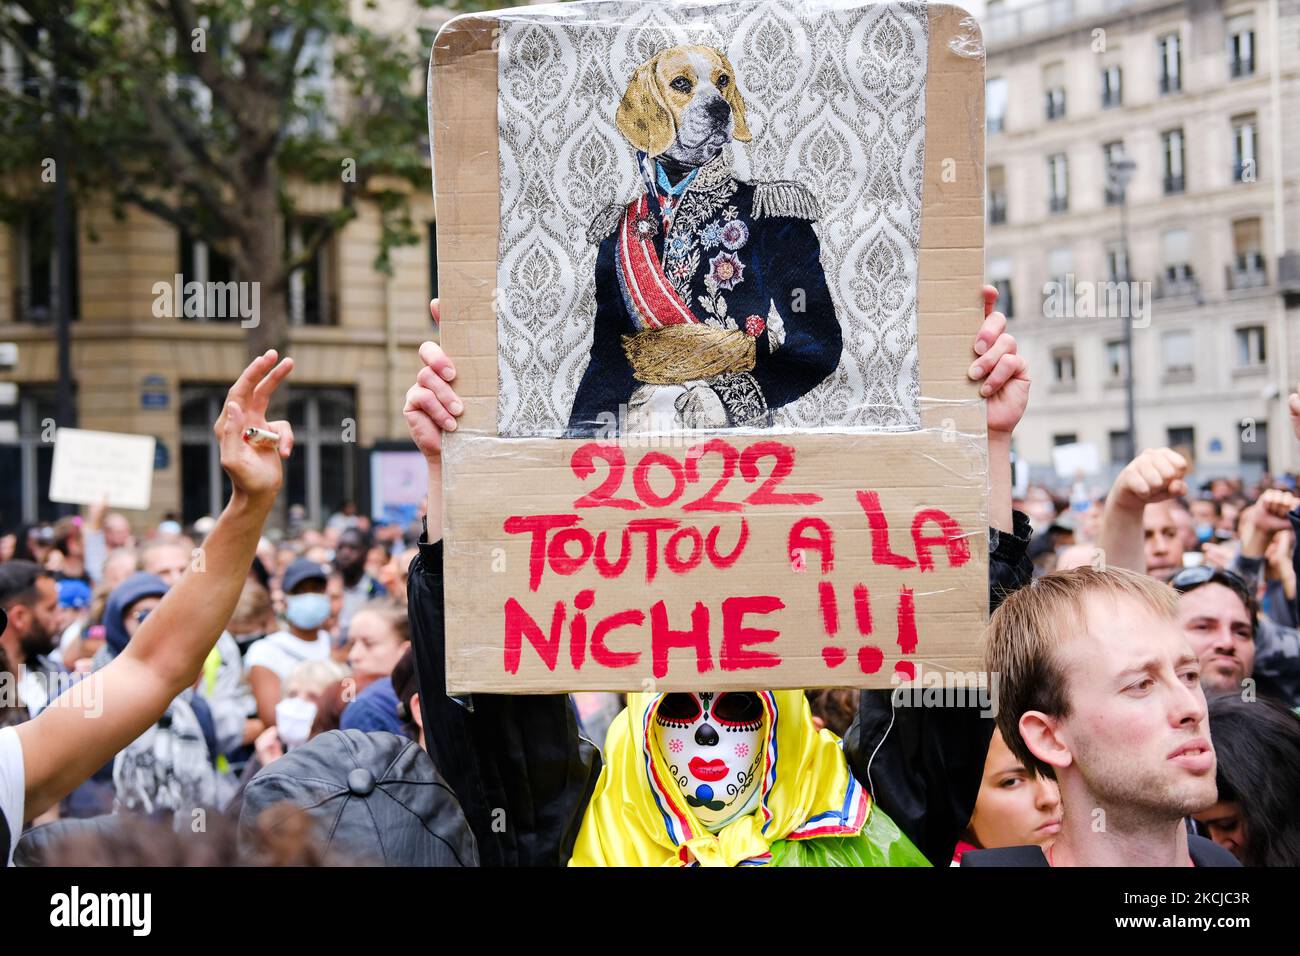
[243,426,281,448]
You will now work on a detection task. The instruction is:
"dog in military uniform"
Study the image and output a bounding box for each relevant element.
[567,44,844,436]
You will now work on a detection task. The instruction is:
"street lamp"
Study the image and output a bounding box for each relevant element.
[1107,156,1138,463]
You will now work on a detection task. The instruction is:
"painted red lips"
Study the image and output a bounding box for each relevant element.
[689,757,729,782]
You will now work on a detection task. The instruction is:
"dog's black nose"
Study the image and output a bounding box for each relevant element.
[706,97,732,122]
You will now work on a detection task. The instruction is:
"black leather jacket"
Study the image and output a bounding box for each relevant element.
[407,510,1033,866]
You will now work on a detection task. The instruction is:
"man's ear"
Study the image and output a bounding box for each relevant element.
[411,692,423,734]
[616,57,676,156]
[1019,710,1073,773]
[718,51,751,142]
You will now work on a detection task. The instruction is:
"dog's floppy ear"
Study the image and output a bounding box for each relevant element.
[717,51,751,142]
[616,57,676,156]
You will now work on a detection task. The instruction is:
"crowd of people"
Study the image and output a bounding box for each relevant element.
[1,287,1298,869]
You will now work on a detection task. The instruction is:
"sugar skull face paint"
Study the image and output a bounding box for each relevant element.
[652,691,765,831]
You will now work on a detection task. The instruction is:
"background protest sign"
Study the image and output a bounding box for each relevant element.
[430,2,988,693]
[49,428,157,511]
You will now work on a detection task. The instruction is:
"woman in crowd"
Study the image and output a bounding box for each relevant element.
[338,599,412,736]
[952,729,1061,864]
[1196,694,1300,867]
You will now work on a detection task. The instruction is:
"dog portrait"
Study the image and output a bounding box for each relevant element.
[567,44,843,436]
[493,0,930,437]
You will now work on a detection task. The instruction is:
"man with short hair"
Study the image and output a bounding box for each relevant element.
[966,567,1237,866]
[333,526,386,637]
[1170,567,1256,695]
[140,539,193,587]
[0,562,66,718]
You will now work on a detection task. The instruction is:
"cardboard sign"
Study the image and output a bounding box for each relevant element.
[430,1,988,693]
[49,428,156,511]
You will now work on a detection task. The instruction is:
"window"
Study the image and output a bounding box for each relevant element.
[427,221,440,303]
[1235,326,1266,368]
[1161,330,1194,380]
[177,231,237,321]
[1100,63,1122,108]
[1159,229,1195,296]
[1053,433,1078,447]
[1162,129,1185,194]
[1233,115,1258,182]
[180,386,232,523]
[1109,430,1132,464]
[988,165,1007,225]
[1105,340,1127,381]
[285,388,358,525]
[986,77,1008,134]
[1229,217,1266,289]
[286,217,338,326]
[0,386,59,525]
[1048,247,1073,291]
[1158,33,1182,94]
[1047,153,1068,213]
[989,257,1014,319]
[1051,347,1076,388]
[1228,17,1255,78]
[1106,241,1130,284]
[1166,427,1195,456]
[1103,142,1126,204]
[1044,63,1066,121]
[13,203,79,324]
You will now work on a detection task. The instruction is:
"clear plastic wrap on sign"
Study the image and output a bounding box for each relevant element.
[428,0,988,694]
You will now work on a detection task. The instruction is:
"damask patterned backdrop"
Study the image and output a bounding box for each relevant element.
[495,0,929,436]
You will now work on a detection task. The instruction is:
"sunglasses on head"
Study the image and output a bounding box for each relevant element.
[1170,565,1254,608]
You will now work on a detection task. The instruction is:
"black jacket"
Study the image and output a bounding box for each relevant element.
[843,509,1034,866]
[960,833,1241,867]
[407,511,1033,866]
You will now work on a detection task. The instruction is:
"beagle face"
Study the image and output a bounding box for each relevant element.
[616,44,752,167]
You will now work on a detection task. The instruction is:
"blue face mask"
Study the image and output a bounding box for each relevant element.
[285,592,331,631]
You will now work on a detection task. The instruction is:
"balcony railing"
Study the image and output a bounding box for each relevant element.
[1230,56,1255,78]
[1159,74,1182,95]
[1227,255,1268,291]
[1163,173,1185,195]
[1156,271,1198,299]
[1048,194,1069,214]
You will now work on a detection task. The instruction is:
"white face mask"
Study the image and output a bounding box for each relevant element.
[652,691,765,832]
[275,697,318,749]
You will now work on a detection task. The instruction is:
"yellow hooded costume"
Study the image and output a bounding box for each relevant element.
[569,690,928,867]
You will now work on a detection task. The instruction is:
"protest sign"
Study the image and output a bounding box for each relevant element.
[430,1,988,692]
[49,428,156,511]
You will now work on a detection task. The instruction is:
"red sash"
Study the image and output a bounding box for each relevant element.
[616,195,701,331]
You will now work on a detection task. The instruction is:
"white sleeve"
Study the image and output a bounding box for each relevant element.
[0,727,25,866]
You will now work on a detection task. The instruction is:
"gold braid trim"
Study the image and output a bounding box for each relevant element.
[752,180,821,221]
[621,324,756,385]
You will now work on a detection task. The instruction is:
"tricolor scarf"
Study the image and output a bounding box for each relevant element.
[569,690,870,867]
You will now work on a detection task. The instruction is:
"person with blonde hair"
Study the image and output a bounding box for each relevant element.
[965,567,1237,867]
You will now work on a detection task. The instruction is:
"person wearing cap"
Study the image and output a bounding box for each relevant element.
[245,557,335,729]
[0,349,295,865]
[237,729,478,866]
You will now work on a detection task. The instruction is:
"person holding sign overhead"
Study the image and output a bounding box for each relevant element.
[404,288,1031,866]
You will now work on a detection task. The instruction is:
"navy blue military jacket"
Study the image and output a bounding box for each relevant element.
[567,151,843,436]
